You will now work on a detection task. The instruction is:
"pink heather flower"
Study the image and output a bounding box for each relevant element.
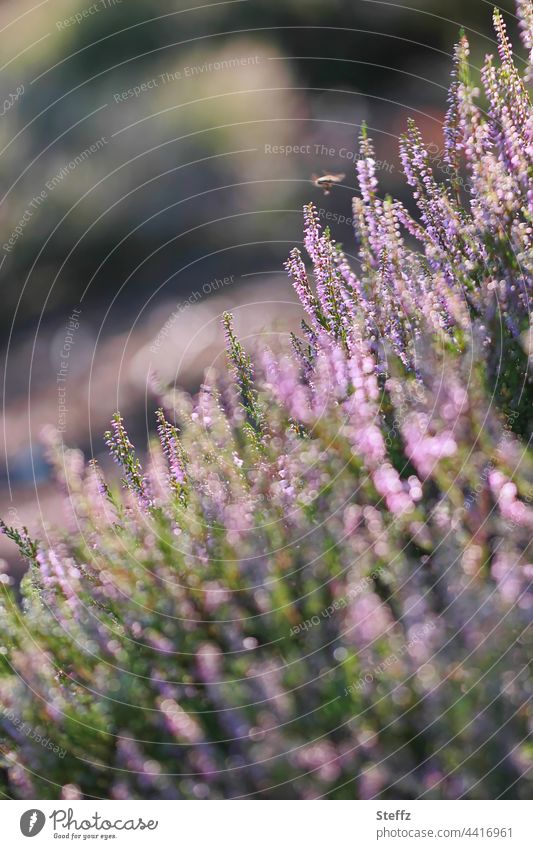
[489,470,533,528]
[402,413,458,478]
[373,464,415,515]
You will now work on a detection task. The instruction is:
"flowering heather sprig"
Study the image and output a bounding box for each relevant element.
[0,1,532,802]
[443,32,471,200]
[517,0,533,82]
[0,521,37,561]
[104,414,152,509]
[222,311,265,435]
[302,203,346,331]
[156,409,188,503]
[87,458,112,502]
[284,247,321,327]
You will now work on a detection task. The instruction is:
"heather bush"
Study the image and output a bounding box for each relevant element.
[0,5,532,800]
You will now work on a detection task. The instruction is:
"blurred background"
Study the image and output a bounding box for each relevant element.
[0,0,521,569]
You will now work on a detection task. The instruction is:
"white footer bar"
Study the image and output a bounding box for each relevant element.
[4,800,531,848]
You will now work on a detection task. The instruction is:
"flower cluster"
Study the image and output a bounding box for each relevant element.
[0,3,532,800]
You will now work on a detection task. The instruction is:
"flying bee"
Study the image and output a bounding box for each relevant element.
[311,172,346,195]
